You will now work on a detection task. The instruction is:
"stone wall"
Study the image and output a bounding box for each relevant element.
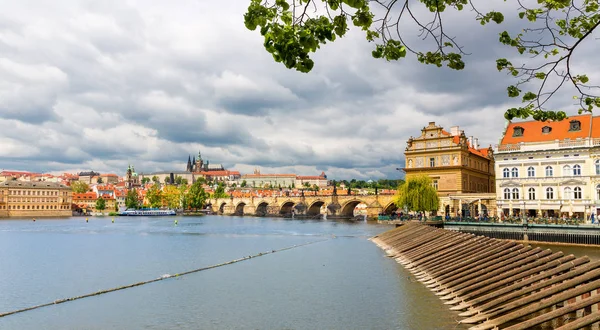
[4,209,72,218]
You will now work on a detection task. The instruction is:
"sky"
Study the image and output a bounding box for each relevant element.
[0,0,596,180]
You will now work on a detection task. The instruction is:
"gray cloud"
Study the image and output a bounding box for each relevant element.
[0,0,595,179]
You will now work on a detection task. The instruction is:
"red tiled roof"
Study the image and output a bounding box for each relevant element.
[500,114,595,145]
[73,192,97,200]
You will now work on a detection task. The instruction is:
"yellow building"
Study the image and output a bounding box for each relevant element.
[403,122,496,217]
[0,181,72,218]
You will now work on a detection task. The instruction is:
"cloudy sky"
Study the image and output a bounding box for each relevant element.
[0,0,595,179]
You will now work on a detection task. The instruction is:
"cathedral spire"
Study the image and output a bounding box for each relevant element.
[198,150,202,160]
[187,155,192,172]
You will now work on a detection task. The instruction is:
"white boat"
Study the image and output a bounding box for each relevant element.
[118,208,177,216]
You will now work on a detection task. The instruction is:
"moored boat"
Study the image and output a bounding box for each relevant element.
[118,208,177,216]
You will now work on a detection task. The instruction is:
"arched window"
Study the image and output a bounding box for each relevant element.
[574,187,582,199]
[528,187,536,200]
[527,167,535,177]
[503,168,510,178]
[545,166,553,177]
[511,167,519,178]
[546,187,554,200]
[564,187,572,200]
[563,165,571,176]
[512,188,520,200]
[573,164,581,176]
[504,188,511,200]
[597,184,600,200]
[596,160,600,175]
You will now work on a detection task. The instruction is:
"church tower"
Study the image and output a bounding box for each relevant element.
[186,155,192,172]
[195,150,204,172]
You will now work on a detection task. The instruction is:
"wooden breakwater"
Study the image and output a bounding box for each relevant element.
[371,222,600,330]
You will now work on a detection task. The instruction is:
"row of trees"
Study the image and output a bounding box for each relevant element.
[125,179,226,210]
[141,175,189,185]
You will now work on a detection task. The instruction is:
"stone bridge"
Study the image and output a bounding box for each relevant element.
[208,194,397,219]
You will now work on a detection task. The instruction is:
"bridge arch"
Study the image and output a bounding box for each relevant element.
[307,200,325,216]
[383,202,398,215]
[256,201,268,217]
[340,199,367,217]
[280,201,295,215]
[235,202,246,216]
[219,202,227,214]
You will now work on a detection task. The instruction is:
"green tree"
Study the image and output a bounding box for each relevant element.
[95,197,106,212]
[71,181,89,193]
[181,178,188,185]
[175,176,183,185]
[241,180,247,187]
[178,185,189,210]
[146,184,162,208]
[212,182,229,199]
[141,177,150,184]
[162,185,181,209]
[244,0,599,120]
[125,189,139,209]
[164,177,170,184]
[188,181,208,210]
[97,177,103,184]
[152,176,160,184]
[394,175,440,213]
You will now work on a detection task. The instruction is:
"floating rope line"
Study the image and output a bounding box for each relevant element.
[0,239,329,318]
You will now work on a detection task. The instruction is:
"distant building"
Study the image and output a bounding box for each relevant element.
[494,114,600,221]
[0,171,41,182]
[125,165,141,189]
[78,171,100,184]
[241,169,297,188]
[0,181,72,218]
[186,151,225,173]
[296,172,329,188]
[403,122,496,217]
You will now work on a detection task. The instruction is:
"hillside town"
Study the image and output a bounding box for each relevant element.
[1,114,600,220]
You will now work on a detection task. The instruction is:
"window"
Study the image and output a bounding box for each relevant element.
[503,168,510,178]
[569,120,581,131]
[546,187,554,199]
[597,184,600,200]
[564,187,572,200]
[513,126,524,137]
[512,188,520,200]
[563,165,571,176]
[542,126,552,134]
[527,166,535,177]
[504,188,511,200]
[430,158,435,167]
[545,166,553,177]
[511,167,519,178]
[573,164,581,176]
[574,187,582,199]
[596,160,600,175]
[528,187,536,200]
[432,180,438,190]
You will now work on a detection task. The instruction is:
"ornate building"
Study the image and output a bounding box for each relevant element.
[125,165,140,189]
[403,122,496,217]
[0,181,72,218]
[186,151,224,173]
[495,114,600,221]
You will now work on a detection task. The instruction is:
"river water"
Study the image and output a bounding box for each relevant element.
[0,216,466,330]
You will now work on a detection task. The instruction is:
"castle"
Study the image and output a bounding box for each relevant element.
[186,151,224,173]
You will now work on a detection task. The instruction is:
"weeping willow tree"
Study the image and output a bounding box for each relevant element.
[394,175,439,213]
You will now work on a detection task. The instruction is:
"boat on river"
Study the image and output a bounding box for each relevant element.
[118,208,177,216]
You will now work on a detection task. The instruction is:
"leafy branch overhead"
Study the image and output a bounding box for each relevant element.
[244,0,600,121]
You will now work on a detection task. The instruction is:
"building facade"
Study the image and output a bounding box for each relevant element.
[495,114,600,221]
[403,122,496,217]
[0,181,72,218]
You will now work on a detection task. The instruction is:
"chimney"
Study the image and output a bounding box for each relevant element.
[474,138,479,149]
[468,136,474,147]
[450,126,460,136]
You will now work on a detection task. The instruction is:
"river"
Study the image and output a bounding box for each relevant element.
[1,215,468,330]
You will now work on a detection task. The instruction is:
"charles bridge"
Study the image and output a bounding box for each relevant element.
[208,194,397,219]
